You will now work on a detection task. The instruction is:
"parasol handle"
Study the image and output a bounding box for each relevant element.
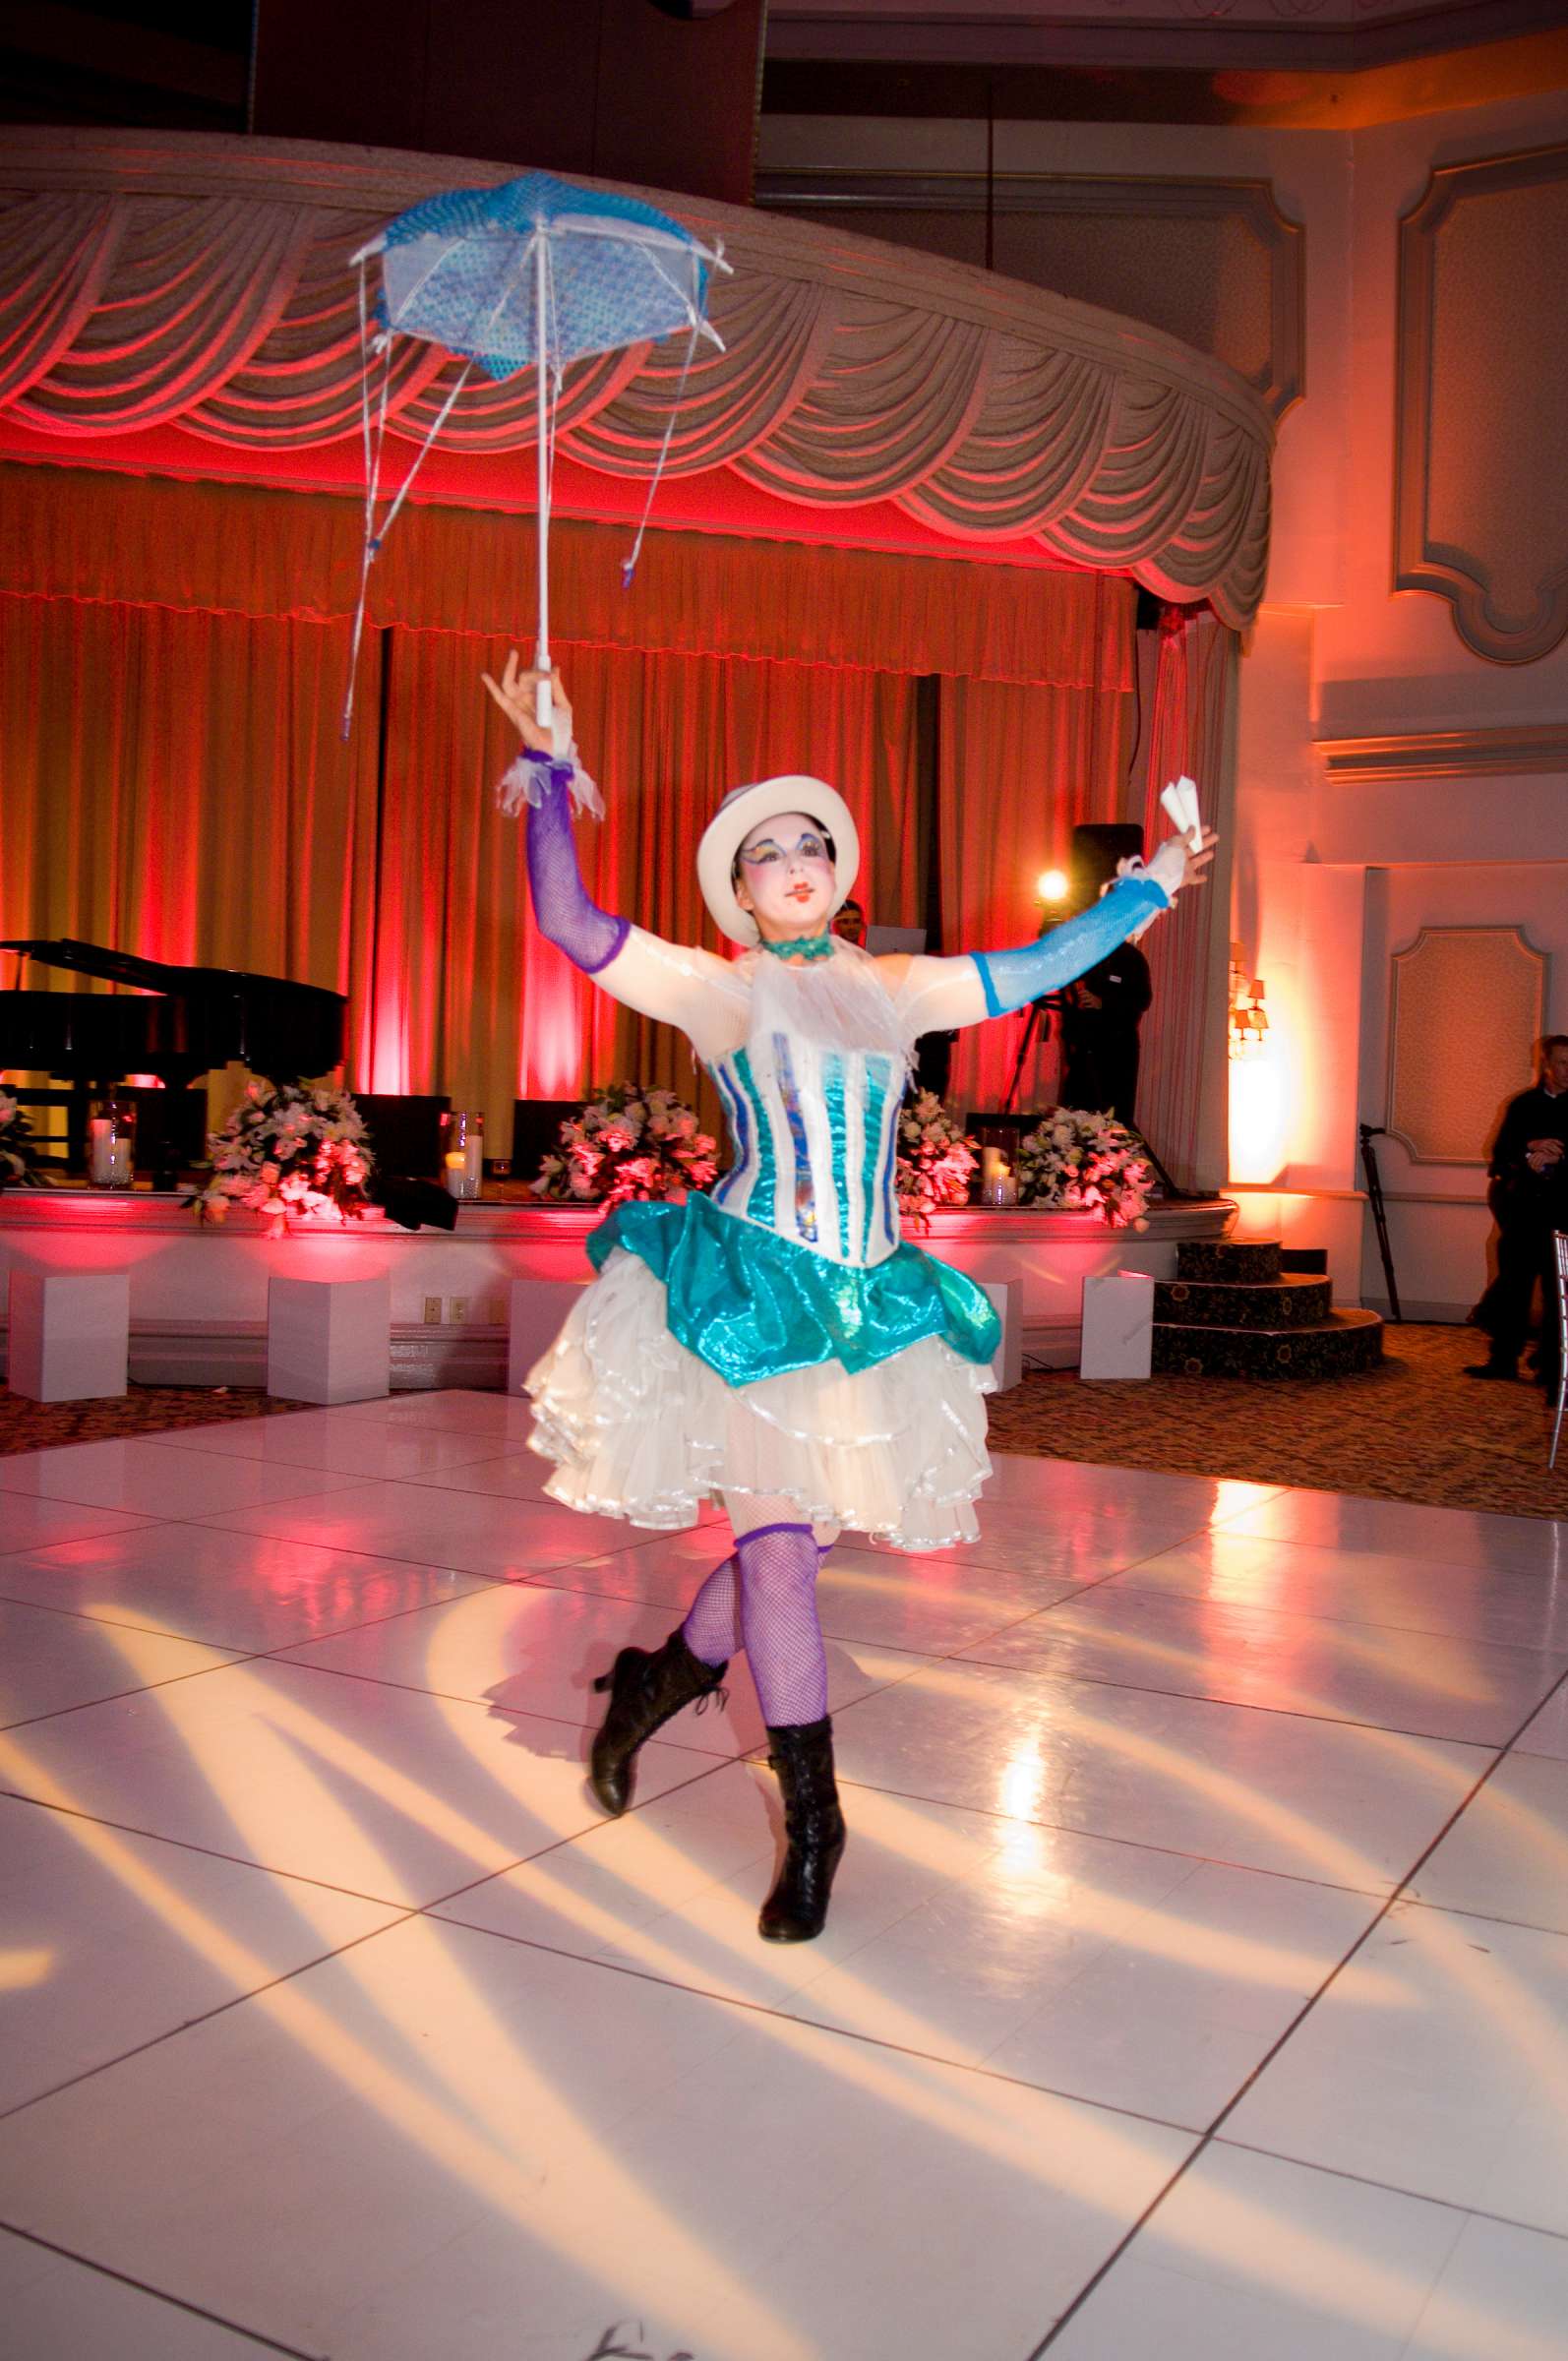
[533,227,553,735]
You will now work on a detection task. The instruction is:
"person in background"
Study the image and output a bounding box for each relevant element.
[1467,1033,1568,1392]
[830,896,866,946]
[1057,936,1153,1123]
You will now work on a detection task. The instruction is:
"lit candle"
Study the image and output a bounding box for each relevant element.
[442,1123,484,1201]
[89,1120,134,1188]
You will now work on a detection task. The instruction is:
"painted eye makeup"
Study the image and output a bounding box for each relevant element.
[741,833,828,867]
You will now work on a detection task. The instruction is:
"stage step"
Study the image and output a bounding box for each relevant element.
[1152,1306,1384,1379]
[1279,1247,1328,1276]
[1155,1272,1332,1330]
[1176,1239,1281,1284]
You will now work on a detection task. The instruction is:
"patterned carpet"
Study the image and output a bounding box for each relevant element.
[0,1383,308,1455]
[3,1325,1565,1520]
[989,1321,1568,1522]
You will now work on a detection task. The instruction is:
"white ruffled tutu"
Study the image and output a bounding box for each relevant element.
[525,1246,994,1551]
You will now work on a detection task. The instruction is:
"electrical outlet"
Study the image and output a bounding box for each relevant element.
[450,1296,470,1325]
[422,1295,443,1325]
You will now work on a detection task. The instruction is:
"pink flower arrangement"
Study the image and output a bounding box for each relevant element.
[0,1089,40,1185]
[895,1091,979,1230]
[1015,1106,1153,1230]
[199,1081,375,1239]
[533,1084,718,1206]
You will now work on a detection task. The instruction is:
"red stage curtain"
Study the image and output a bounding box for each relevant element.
[374,633,920,1148]
[0,592,382,1119]
[937,580,1139,1117]
[1129,607,1238,1192]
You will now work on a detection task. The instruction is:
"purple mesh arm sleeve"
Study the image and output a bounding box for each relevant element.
[970,873,1169,1019]
[524,758,631,976]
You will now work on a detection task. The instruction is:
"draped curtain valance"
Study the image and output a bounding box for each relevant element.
[0,128,1272,628]
[0,461,1131,689]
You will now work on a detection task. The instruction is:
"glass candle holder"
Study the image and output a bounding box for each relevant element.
[979,1143,1016,1207]
[88,1094,137,1189]
[441,1109,484,1201]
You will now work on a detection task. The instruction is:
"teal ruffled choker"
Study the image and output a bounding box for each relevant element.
[757,931,835,963]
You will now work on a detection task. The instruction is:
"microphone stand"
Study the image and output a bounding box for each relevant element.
[1358,1123,1402,1321]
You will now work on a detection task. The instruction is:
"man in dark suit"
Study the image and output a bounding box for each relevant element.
[1468,1034,1568,1389]
[1058,939,1153,1123]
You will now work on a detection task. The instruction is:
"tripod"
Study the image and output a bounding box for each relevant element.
[1358,1123,1402,1320]
[1000,993,1187,1199]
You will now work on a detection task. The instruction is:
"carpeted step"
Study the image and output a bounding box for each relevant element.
[1152,1306,1384,1378]
[1177,1238,1281,1284]
[1279,1247,1328,1276]
[1155,1273,1333,1330]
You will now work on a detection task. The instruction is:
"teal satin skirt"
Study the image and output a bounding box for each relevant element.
[586,1189,999,1390]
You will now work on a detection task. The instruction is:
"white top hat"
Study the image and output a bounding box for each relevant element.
[696,776,861,948]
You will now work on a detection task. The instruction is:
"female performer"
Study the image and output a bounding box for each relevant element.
[486,656,1213,1945]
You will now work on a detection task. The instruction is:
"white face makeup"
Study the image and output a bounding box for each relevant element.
[734,811,836,942]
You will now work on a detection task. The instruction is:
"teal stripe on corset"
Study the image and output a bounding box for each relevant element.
[822,1052,850,1258]
[861,1055,891,1253]
[772,1032,817,1243]
[731,1048,776,1226]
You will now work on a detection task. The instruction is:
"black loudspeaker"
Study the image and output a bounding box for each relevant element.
[353,1093,451,1179]
[513,1099,585,1184]
[1069,822,1145,904]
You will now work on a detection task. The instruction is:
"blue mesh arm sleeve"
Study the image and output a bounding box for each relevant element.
[525,759,631,976]
[970,873,1170,1020]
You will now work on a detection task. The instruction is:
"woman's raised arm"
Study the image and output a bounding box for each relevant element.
[484,657,744,1052]
[888,830,1216,1036]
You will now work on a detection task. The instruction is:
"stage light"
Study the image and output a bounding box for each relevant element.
[1037,868,1068,903]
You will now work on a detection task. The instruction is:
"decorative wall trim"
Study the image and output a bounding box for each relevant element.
[755,169,1305,420]
[1317,723,1568,782]
[1394,143,1568,665]
[1386,925,1546,1165]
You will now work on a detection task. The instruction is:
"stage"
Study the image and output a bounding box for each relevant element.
[0,1188,1238,1390]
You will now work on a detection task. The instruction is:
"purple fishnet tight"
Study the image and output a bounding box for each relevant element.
[525,765,630,975]
[682,1523,829,1727]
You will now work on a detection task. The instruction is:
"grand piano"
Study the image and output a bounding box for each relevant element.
[1,938,346,1175]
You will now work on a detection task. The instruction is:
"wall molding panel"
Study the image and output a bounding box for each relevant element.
[1317,723,1568,782]
[1386,925,1546,1165]
[1394,143,1568,665]
[756,170,1305,420]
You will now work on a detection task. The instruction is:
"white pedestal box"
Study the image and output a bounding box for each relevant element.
[8,1270,130,1402]
[980,1280,1023,1393]
[508,1278,589,1394]
[1079,1271,1156,1381]
[267,1275,391,1405]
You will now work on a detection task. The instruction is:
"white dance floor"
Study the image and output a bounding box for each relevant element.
[2,1390,1567,2359]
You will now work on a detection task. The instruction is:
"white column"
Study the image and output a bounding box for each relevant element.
[8,1271,130,1402]
[267,1275,391,1405]
[1079,1270,1156,1381]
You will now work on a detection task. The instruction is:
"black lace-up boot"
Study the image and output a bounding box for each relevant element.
[758,1716,846,1943]
[587,1629,727,1816]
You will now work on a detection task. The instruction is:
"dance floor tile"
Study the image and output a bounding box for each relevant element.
[153,1410,504,1480]
[376,1448,564,1502]
[0,1523,490,1655]
[0,1601,237,1730]
[0,1437,360,1520]
[0,1659,703,1908]
[1103,1528,1568,1653]
[1405,1750,1568,1935]
[915,1508,1214,1586]
[952,1585,1568,1744]
[827,1657,1484,1890]
[0,1911,1193,2361]
[1517,1681,1568,1759]
[1212,1487,1568,1578]
[278,1585,919,1757]
[0,2229,278,2361]
[1223,1901,1568,2234]
[1050,2143,1568,2361]
[326,1388,543,1440]
[0,1495,155,1554]
[0,1793,401,2115]
[195,1481,643,1579]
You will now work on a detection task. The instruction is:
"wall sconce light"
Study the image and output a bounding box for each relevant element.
[1036,868,1069,905]
[1229,940,1269,1059]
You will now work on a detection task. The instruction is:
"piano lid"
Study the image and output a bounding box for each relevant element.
[2,938,343,1012]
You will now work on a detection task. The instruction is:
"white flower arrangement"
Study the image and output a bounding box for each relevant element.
[0,1088,40,1185]
[1015,1106,1153,1231]
[533,1083,718,1205]
[199,1080,374,1239]
[895,1091,979,1228]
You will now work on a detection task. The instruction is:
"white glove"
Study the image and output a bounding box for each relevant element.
[1142,835,1190,902]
